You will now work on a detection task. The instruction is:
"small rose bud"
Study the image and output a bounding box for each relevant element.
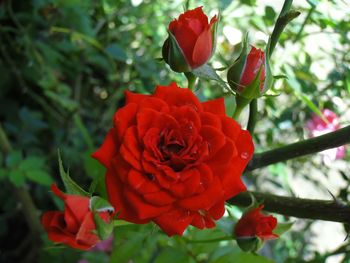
[162,7,218,72]
[234,205,278,252]
[41,184,114,250]
[228,46,267,99]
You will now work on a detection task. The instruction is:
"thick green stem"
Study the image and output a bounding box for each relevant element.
[229,191,350,223]
[185,72,197,91]
[232,95,251,120]
[246,124,350,172]
[268,0,300,57]
[247,99,257,133]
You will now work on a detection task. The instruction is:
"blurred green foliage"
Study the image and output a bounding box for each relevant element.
[0,0,349,262]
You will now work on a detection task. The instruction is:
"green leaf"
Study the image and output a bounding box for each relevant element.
[154,248,191,263]
[18,156,45,171]
[26,170,53,186]
[9,170,25,187]
[5,151,23,168]
[273,221,294,236]
[211,250,275,263]
[105,44,128,62]
[192,64,231,92]
[273,74,288,80]
[264,6,276,23]
[58,150,89,196]
[346,75,350,96]
[286,77,327,123]
[0,169,6,180]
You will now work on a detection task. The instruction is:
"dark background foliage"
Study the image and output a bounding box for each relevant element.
[0,0,349,262]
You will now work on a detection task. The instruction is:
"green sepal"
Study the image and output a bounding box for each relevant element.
[58,150,89,196]
[162,31,191,73]
[273,221,294,236]
[93,212,114,240]
[227,33,249,92]
[261,37,274,94]
[239,65,264,100]
[90,196,115,240]
[89,196,115,213]
[211,11,220,57]
[236,236,263,253]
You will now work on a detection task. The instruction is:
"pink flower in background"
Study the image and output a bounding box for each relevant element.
[92,235,113,253]
[306,109,346,161]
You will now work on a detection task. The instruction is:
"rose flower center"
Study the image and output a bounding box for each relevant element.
[157,125,201,172]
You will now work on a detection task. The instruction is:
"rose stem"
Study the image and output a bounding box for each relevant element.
[185,72,197,91]
[246,99,258,133]
[228,191,350,223]
[246,124,350,172]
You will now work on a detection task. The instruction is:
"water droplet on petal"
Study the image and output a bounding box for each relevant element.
[240,152,249,159]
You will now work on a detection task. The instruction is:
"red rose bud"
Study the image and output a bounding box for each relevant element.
[240,47,265,91]
[41,184,113,250]
[228,44,272,100]
[162,7,218,72]
[93,82,254,237]
[234,205,278,252]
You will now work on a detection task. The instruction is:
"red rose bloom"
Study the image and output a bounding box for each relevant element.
[93,82,254,236]
[41,184,111,250]
[163,7,217,70]
[239,46,265,92]
[234,205,278,241]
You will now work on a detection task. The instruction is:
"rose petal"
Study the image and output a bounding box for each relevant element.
[170,168,200,197]
[192,27,212,68]
[200,125,226,156]
[64,196,90,228]
[220,116,241,141]
[200,112,222,129]
[142,190,176,206]
[154,83,203,111]
[119,126,142,169]
[178,177,223,211]
[202,98,226,115]
[92,128,118,168]
[169,22,198,66]
[206,138,238,167]
[125,90,149,104]
[123,187,171,220]
[105,169,148,224]
[153,209,194,236]
[136,108,178,138]
[113,103,138,140]
[177,7,208,29]
[170,105,201,131]
[76,212,99,247]
[127,169,159,194]
[47,230,91,250]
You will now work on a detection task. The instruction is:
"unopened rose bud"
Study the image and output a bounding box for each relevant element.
[162,7,218,72]
[234,205,278,252]
[227,46,267,99]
